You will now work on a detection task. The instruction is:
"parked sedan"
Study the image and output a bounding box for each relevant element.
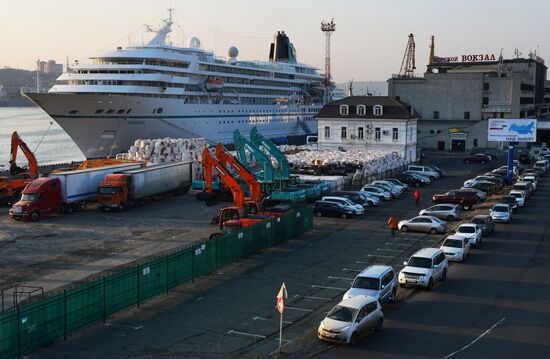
[419,204,461,221]
[425,165,447,176]
[386,178,409,190]
[466,181,496,195]
[322,196,365,215]
[441,235,471,262]
[490,203,512,223]
[398,216,447,234]
[361,186,392,201]
[499,195,518,212]
[509,190,526,207]
[370,181,402,197]
[372,180,405,194]
[403,171,433,184]
[463,154,490,164]
[459,187,487,201]
[313,201,355,219]
[470,215,495,237]
[331,191,373,208]
[395,173,425,187]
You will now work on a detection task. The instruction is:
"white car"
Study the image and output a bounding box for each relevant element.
[509,190,525,207]
[318,296,384,345]
[361,186,392,201]
[342,265,398,304]
[322,196,365,215]
[454,223,482,248]
[490,203,512,223]
[371,181,403,197]
[441,235,471,262]
[398,248,448,290]
[407,165,441,180]
[358,192,382,206]
[521,175,537,191]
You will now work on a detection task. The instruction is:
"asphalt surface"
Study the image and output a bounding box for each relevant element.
[29,156,549,359]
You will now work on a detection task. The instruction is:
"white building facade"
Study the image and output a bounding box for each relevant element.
[316,96,419,162]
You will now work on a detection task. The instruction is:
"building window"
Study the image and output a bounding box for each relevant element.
[500,112,504,118]
[373,105,383,116]
[375,127,381,140]
[430,130,435,134]
[464,111,470,119]
[358,127,364,139]
[473,138,478,147]
[339,105,349,116]
[483,97,489,105]
[341,126,347,139]
[324,126,330,139]
[392,128,399,141]
[356,105,366,116]
[483,82,490,91]
[433,111,439,119]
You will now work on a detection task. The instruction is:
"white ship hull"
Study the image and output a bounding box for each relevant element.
[25,93,318,158]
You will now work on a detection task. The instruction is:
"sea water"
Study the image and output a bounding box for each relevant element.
[0,107,85,169]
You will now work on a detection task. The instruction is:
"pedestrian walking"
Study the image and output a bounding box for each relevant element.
[387,215,398,237]
[414,189,420,205]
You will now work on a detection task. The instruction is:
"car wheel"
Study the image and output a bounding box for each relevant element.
[341,213,348,219]
[389,288,397,303]
[426,278,434,291]
[430,176,435,181]
[316,211,323,217]
[30,211,40,221]
[368,201,374,207]
[401,225,408,232]
[379,196,385,201]
[481,160,486,164]
[349,332,358,346]
[462,203,472,211]
[429,228,438,235]
[441,269,447,281]
[446,215,455,221]
[374,318,383,332]
[465,159,470,164]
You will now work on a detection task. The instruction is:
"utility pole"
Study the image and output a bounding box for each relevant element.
[321,19,336,104]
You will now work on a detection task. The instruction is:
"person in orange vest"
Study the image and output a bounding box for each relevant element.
[387,215,398,237]
[414,189,421,205]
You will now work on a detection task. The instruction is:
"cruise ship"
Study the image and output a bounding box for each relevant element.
[23,10,326,159]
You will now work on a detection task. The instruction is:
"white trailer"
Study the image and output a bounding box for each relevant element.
[49,163,143,209]
[123,161,192,200]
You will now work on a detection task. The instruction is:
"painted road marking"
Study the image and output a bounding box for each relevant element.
[294,294,331,301]
[253,316,292,324]
[443,317,506,359]
[105,323,143,331]
[356,260,370,264]
[376,248,402,252]
[342,268,362,272]
[285,306,313,312]
[312,285,347,290]
[227,330,267,339]
[386,242,412,246]
[367,254,395,259]
[328,276,354,281]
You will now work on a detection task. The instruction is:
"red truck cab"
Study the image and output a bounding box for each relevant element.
[9,177,61,220]
[97,174,129,211]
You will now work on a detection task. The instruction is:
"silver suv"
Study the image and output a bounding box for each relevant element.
[343,265,398,304]
[398,248,448,290]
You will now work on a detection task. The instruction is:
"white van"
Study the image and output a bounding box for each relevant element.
[407,165,440,180]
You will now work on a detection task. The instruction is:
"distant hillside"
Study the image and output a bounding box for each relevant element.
[336,81,388,97]
[0,68,58,107]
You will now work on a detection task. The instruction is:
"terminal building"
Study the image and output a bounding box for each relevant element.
[388,53,550,151]
[316,96,419,161]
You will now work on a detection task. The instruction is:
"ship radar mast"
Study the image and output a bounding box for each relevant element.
[146,8,174,46]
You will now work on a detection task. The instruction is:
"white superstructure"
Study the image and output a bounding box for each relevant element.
[23,10,325,159]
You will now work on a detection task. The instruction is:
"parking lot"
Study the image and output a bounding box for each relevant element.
[29,154,550,358]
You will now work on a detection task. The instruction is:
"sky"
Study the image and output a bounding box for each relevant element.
[1,0,549,82]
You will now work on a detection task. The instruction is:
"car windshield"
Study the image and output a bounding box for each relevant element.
[510,193,521,199]
[443,239,463,248]
[458,226,475,233]
[493,206,508,212]
[513,185,526,190]
[471,218,485,225]
[408,257,432,268]
[98,187,119,195]
[352,277,380,290]
[327,305,357,323]
[21,194,40,201]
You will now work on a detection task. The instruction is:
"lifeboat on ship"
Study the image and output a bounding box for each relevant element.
[205,78,224,91]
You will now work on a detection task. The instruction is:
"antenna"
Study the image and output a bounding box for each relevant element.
[321,18,336,104]
[399,33,416,78]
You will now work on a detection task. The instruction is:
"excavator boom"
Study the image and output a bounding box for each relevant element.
[215,144,262,202]
[250,127,290,180]
[9,131,38,178]
[202,147,245,208]
[233,129,275,182]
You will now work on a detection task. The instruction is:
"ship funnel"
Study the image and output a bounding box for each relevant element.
[269,31,297,64]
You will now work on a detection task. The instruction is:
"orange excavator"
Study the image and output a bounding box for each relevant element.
[0,131,39,205]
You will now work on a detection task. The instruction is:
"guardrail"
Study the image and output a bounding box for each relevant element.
[0,205,313,358]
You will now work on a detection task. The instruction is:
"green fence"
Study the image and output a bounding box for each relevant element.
[0,205,313,359]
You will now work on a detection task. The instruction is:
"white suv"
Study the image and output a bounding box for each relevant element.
[399,248,448,290]
[454,223,482,248]
[407,165,440,180]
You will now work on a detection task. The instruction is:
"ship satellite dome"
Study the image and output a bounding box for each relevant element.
[228,46,239,58]
[188,37,201,49]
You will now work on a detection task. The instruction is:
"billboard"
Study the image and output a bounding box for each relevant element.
[487,118,537,142]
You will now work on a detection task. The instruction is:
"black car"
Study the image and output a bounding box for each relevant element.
[395,173,424,187]
[470,215,496,237]
[477,176,504,188]
[331,191,374,208]
[499,195,518,212]
[468,181,496,195]
[313,201,355,219]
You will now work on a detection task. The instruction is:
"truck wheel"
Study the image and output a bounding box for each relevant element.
[31,211,40,221]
